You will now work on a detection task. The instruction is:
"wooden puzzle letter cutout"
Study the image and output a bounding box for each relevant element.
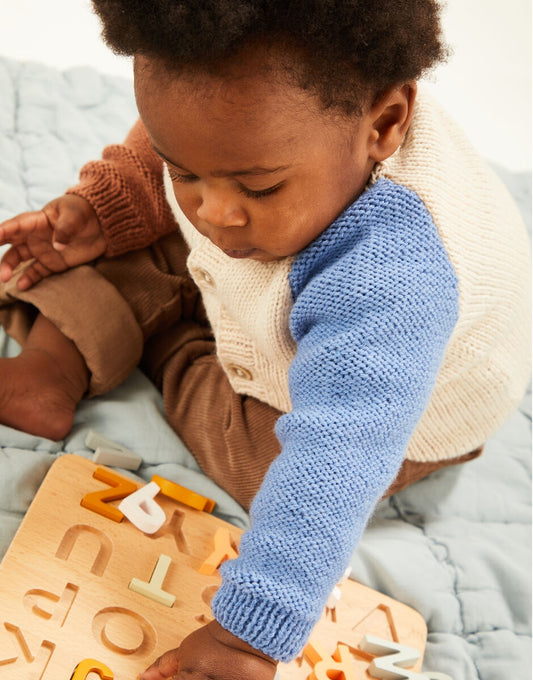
[0,455,447,679]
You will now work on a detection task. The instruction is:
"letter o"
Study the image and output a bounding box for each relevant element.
[92,607,156,656]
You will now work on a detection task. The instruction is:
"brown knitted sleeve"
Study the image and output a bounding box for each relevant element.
[66,118,177,257]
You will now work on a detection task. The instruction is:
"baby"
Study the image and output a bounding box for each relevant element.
[0,1,529,678]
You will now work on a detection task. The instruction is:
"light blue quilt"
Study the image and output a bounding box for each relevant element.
[0,55,530,679]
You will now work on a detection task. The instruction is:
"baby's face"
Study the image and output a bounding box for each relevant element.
[135,55,377,262]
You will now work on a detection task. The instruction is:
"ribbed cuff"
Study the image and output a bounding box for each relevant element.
[211,582,315,663]
[66,177,157,258]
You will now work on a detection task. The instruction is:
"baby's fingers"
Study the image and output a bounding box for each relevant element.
[0,244,33,283]
[11,260,51,291]
[0,211,49,245]
[0,259,12,283]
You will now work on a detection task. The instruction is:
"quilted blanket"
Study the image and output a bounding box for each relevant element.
[0,55,530,679]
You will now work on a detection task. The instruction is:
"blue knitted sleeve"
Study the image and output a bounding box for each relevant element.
[211,178,459,661]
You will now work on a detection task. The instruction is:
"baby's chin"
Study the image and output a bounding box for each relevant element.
[221,247,285,262]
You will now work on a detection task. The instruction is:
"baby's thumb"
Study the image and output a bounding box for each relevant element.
[138,648,180,680]
[52,218,79,250]
[52,222,76,249]
[42,200,83,250]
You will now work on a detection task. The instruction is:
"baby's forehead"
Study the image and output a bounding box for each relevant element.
[135,51,365,136]
[133,50,372,183]
[135,45,369,119]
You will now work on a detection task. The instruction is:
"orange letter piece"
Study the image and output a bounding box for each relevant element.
[152,475,215,513]
[71,658,113,679]
[304,641,357,680]
[81,467,138,522]
[198,527,239,575]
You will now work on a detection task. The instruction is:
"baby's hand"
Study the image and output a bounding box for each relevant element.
[0,195,105,290]
[140,620,277,680]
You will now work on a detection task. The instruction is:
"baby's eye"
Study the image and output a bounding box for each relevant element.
[168,168,198,184]
[239,182,284,199]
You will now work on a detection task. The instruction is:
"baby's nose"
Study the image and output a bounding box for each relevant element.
[196,190,247,228]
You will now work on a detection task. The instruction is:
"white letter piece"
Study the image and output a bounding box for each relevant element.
[92,446,142,471]
[129,554,176,607]
[85,430,142,470]
[361,635,452,680]
[118,482,166,534]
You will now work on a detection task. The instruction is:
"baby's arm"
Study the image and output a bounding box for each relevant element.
[66,117,177,255]
[0,122,178,440]
[208,180,460,661]
[0,119,177,290]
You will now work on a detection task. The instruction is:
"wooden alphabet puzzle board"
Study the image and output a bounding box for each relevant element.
[0,454,428,679]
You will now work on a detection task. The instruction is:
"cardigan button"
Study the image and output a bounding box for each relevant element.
[197,269,214,286]
[228,364,253,381]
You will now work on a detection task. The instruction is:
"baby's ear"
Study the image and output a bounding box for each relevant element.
[367,82,417,162]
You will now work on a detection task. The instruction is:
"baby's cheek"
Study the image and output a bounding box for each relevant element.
[290,211,331,253]
[173,194,202,232]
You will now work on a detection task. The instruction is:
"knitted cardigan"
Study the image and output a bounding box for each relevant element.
[150,92,530,659]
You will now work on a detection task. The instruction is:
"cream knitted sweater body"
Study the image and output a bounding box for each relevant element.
[165,89,530,465]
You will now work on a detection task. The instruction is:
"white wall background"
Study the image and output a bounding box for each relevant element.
[0,0,531,171]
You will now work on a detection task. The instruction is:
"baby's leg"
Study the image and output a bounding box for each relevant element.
[0,314,89,440]
[142,322,281,511]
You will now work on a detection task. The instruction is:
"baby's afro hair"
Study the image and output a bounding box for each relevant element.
[91,0,448,114]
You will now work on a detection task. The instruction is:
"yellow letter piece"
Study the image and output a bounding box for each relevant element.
[198,527,239,575]
[304,641,357,680]
[151,474,215,513]
[81,467,138,522]
[71,658,113,679]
